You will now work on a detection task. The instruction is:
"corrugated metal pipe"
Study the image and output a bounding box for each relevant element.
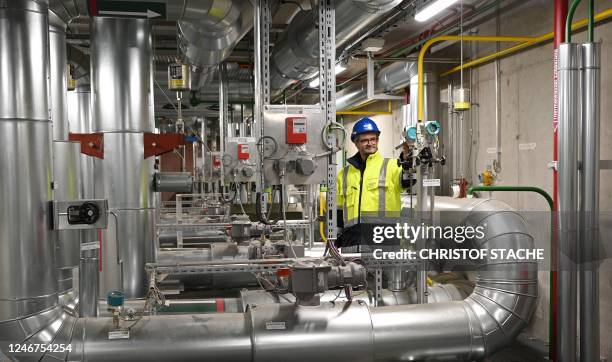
[60,197,537,361]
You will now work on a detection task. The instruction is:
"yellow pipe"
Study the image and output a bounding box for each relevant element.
[319,191,327,243]
[337,101,393,116]
[417,36,537,121]
[439,9,612,78]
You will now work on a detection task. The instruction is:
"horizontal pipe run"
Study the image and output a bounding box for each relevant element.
[417,36,537,121]
[439,8,612,78]
[467,185,554,210]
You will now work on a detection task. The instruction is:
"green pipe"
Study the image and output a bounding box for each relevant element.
[588,0,594,42]
[566,0,583,42]
[468,184,554,360]
[467,185,554,210]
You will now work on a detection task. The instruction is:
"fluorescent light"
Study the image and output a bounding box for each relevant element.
[308,64,347,88]
[415,0,458,22]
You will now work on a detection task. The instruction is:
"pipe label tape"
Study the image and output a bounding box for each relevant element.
[265,321,286,330]
[81,241,100,251]
[423,179,441,187]
[108,329,130,340]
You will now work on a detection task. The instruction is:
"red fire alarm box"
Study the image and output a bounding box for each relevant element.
[237,144,250,160]
[213,155,221,168]
[285,117,307,144]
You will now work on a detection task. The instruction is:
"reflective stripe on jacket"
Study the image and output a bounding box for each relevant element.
[336,150,402,227]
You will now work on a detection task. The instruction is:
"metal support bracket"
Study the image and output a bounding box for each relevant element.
[143,133,186,159]
[319,0,338,243]
[367,54,404,101]
[69,132,104,159]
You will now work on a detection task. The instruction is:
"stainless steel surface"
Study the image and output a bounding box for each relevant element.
[0,2,70,358]
[91,17,155,298]
[262,105,327,185]
[53,142,82,282]
[67,82,95,201]
[49,15,69,141]
[249,302,374,362]
[270,0,401,90]
[154,172,194,193]
[372,197,538,360]
[410,72,439,124]
[335,63,438,114]
[580,41,600,362]
[91,17,153,133]
[79,247,99,317]
[557,42,581,362]
[71,313,252,361]
[0,0,57,324]
[99,209,155,298]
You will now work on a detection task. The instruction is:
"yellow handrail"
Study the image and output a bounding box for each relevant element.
[417,36,537,122]
[439,8,612,78]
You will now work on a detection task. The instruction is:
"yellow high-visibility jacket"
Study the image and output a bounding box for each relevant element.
[337,150,403,228]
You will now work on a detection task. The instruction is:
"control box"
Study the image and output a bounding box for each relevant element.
[285,117,307,144]
[51,199,108,230]
[237,143,250,160]
[212,155,221,169]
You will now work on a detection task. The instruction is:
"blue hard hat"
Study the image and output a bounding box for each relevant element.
[351,118,380,142]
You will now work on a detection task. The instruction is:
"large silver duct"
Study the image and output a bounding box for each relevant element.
[0,1,78,359]
[270,0,401,91]
[336,61,439,116]
[91,17,156,299]
[177,0,254,88]
[63,197,536,361]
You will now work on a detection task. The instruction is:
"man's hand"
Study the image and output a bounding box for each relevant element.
[401,142,410,157]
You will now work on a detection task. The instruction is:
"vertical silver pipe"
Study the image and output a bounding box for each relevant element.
[557,42,582,362]
[79,248,99,317]
[219,63,227,182]
[91,17,155,298]
[68,80,100,316]
[50,12,82,297]
[0,0,57,324]
[579,42,600,362]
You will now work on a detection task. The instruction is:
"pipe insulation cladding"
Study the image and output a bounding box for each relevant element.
[90,17,156,299]
[63,198,537,361]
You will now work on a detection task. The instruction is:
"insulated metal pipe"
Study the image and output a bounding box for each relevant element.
[556,42,581,362]
[68,80,101,317]
[0,0,61,357]
[579,41,600,362]
[91,17,155,298]
[50,11,83,297]
[270,0,401,90]
[66,198,535,361]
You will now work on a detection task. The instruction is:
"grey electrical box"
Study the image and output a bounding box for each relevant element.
[263,105,327,185]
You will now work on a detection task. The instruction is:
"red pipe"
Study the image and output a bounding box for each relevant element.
[552,1,567,361]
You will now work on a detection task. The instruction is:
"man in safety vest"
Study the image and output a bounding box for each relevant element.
[336,117,410,247]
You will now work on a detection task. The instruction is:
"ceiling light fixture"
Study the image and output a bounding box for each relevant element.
[308,64,347,88]
[414,0,458,22]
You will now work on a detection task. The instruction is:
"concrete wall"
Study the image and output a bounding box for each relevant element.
[439,0,612,358]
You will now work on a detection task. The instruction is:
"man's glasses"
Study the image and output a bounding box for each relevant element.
[358,137,379,145]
